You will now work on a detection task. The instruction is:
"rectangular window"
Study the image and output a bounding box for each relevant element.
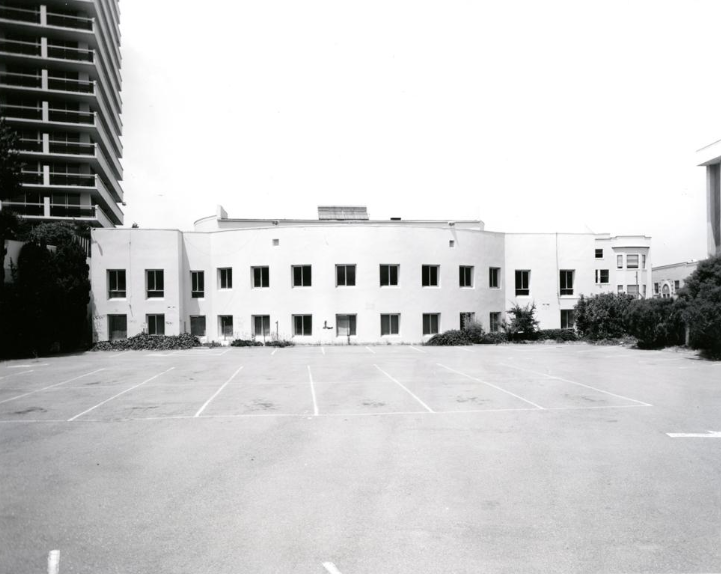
[253,315,270,337]
[642,254,646,269]
[674,280,680,290]
[219,315,233,337]
[617,285,624,293]
[380,314,400,336]
[515,270,530,296]
[380,264,399,286]
[559,270,574,296]
[336,264,356,287]
[654,283,659,294]
[293,315,312,336]
[107,269,126,299]
[218,267,233,289]
[595,249,603,259]
[147,314,165,335]
[422,313,440,335]
[560,310,575,330]
[489,267,500,288]
[108,314,127,341]
[643,285,647,298]
[146,270,164,298]
[191,271,204,298]
[459,266,474,288]
[595,269,609,284]
[422,265,439,287]
[460,312,475,330]
[617,254,623,269]
[627,285,639,297]
[336,314,357,337]
[627,254,639,269]
[292,265,312,287]
[190,316,206,337]
[489,312,501,333]
[252,266,269,288]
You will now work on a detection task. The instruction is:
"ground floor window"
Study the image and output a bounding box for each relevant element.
[627,285,639,297]
[147,314,165,336]
[219,315,233,338]
[460,312,475,330]
[561,310,575,330]
[293,315,312,336]
[190,315,206,337]
[108,314,127,340]
[253,315,270,337]
[489,312,501,333]
[423,313,440,335]
[336,314,357,337]
[380,314,400,336]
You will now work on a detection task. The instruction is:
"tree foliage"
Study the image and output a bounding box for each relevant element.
[504,303,539,340]
[624,297,685,349]
[678,254,721,358]
[574,293,634,340]
[0,117,22,201]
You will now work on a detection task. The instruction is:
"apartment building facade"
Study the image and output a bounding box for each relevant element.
[698,138,721,257]
[90,207,652,344]
[0,0,123,227]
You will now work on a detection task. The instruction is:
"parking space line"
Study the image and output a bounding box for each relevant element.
[194,366,244,417]
[0,369,34,381]
[0,368,105,405]
[438,363,545,410]
[500,363,652,406]
[47,549,60,574]
[271,348,278,356]
[373,364,434,413]
[323,562,343,574]
[410,346,425,353]
[68,367,174,421]
[321,347,326,355]
[365,346,376,354]
[7,364,47,368]
[307,366,319,416]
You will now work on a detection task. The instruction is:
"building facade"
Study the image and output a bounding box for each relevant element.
[698,139,721,257]
[0,0,123,228]
[651,261,698,299]
[90,207,652,344]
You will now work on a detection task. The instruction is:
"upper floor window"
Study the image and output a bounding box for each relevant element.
[595,269,609,284]
[252,266,269,288]
[560,270,574,296]
[380,264,399,286]
[336,264,356,287]
[617,254,623,269]
[642,254,646,269]
[674,280,680,290]
[292,265,312,287]
[146,269,164,298]
[191,271,204,298]
[595,249,603,259]
[489,267,500,289]
[459,266,474,288]
[627,254,639,269]
[107,269,126,298]
[422,265,439,287]
[515,270,530,296]
[218,267,233,289]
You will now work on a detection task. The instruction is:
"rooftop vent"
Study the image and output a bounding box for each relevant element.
[318,206,369,221]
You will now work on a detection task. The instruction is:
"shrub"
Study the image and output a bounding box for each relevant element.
[479,332,508,344]
[574,293,635,340]
[537,329,579,342]
[93,333,200,351]
[678,254,721,358]
[425,330,473,346]
[266,339,295,347]
[461,320,486,343]
[230,339,264,347]
[624,297,685,349]
[504,303,540,341]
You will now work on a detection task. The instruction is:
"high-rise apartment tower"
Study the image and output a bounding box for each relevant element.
[0,0,123,227]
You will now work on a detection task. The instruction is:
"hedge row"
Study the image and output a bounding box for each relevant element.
[231,339,295,347]
[93,333,200,351]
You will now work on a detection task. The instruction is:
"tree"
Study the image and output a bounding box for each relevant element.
[574,293,634,340]
[0,117,22,201]
[624,297,685,349]
[678,254,721,358]
[505,302,539,340]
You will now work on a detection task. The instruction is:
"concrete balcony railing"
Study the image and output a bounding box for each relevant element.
[1,201,116,227]
[47,43,94,63]
[0,37,94,63]
[46,12,94,32]
[0,5,40,24]
[0,38,41,57]
[0,71,95,95]
[0,71,42,89]
[0,4,94,32]
[47,75,95,94]
[18,139,122,185]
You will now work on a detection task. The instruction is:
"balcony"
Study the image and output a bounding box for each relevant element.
[17,139,121,185]
[0,38,41,57]
[0,71,95,95]
[0,71,42,89]
[0,37,94,63]
[0,201,116,228]
[0,5,40,24]
[48,75,95,94]
[46,12,94,32]
[47,43,94,63]
[0,4,94,32]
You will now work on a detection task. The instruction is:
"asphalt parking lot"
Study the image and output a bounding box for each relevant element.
[1,343,720,574]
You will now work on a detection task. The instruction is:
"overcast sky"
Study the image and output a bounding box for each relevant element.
[118,0,721,266]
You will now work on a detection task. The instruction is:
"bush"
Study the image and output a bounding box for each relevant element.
[574,293,635,340]
[505,303,540,341]
[93,333,200,351]
[678,254,721,358]
[479,332,508,344]
[425,330,473,346]
[537,329,579,342]
[461,321,486,343]
[266,339,295,347]
[230,339,264,347]
[624,297,685,349]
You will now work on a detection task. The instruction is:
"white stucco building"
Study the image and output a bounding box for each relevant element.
[697,139,721,257]
[651,261,698,299]
[90,206,652,344]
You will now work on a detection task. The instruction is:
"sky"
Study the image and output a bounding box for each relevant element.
[118,0,721,266]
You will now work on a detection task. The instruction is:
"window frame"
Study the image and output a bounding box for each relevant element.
[191,270,204,298]
[595,269,609,284]
[559,269,574,296]
[252,266,269,289]
[336,264,357,287]
[460,312,475,330]
[627,254,639,269]
[146,269,164,299]
[489,312,501,333]
[218,315,234,338]
[252,315,271,337]
[459,266,474,288]
[108,314,127,341]
[218,267,233,289]
[422,265,440,287]
[292,265,312,287]
[515,270,530,296]
[379,264,399,287]
[146,313,165,336]
[107,269,126,299]
[380,313,400,336]
[560,309,575,330]
[336,314,357,337]
[293,315,313,336]
[595,249,603,259]
[488,267,500,289]
[422,313,440,336]
[190,315,206,337]
[617,254,623,269]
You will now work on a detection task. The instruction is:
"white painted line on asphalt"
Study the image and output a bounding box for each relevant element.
[409,346,425,353]
[307,366,319,416]
[194,366,244,418]
[321,347,326,355]
[323,562,343,574]
[271,348,278,356]
[365,346,376,354]
[7,364,47,369]
[667,430,721,438]
[373,364,434,413]
[0,368,105,405]
[0,369,34,381]
[219,349,231,356]
[438,363,545,410]
[47,550,60,574]
[67,367,174,421]
[458,347,473,352]
[500,363,652,407]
